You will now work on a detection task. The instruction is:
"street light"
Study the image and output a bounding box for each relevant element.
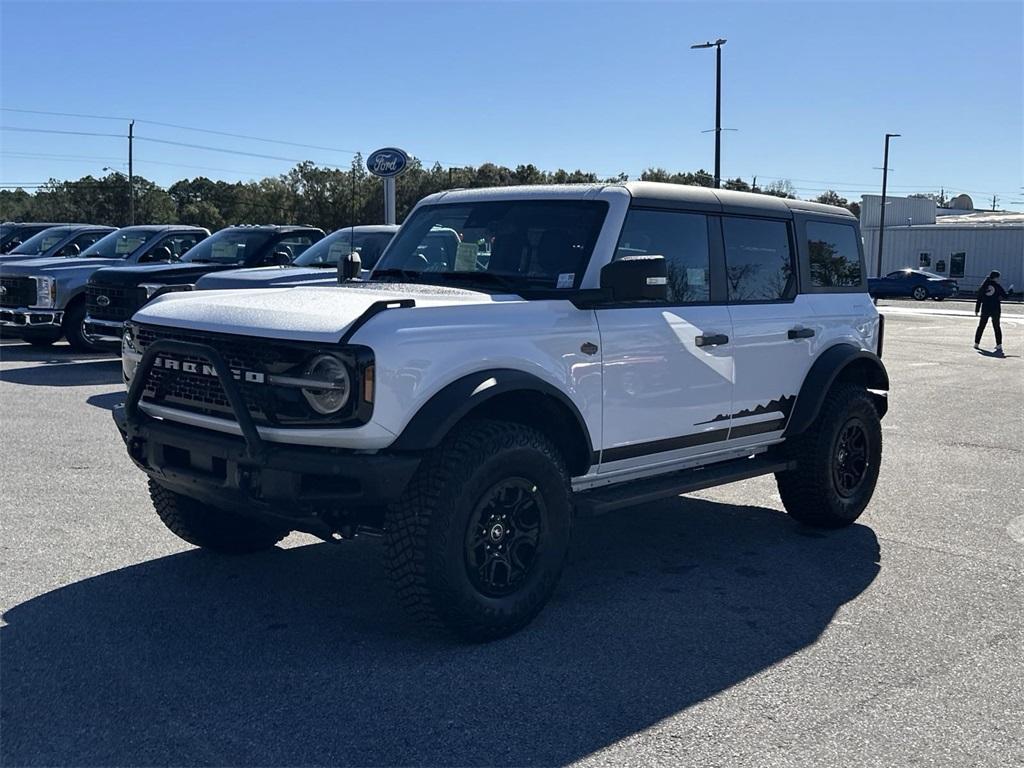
[876,132,901,280]
[691,37,727,188]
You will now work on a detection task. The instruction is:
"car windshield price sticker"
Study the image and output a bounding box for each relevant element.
[454,242,479,271]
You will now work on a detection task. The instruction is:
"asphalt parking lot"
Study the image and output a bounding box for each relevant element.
[1,306,1022,767]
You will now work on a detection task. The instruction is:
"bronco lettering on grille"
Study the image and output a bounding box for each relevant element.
[153,355,266,383]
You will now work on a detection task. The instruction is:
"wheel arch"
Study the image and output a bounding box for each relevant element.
[390,369,595,476]
[785,344,889,437]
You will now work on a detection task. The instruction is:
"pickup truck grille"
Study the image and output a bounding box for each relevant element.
[0,277,35,308]
[87,284,145,321]
[135,325,309,425]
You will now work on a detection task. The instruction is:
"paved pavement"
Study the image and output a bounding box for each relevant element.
[1,308,1022,767]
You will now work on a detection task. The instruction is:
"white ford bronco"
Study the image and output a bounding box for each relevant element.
[114,182,887,640]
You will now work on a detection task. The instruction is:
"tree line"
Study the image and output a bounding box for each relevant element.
[0,154,863,231]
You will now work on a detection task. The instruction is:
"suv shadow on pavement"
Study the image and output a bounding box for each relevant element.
[1,497,880,767]
[0,359,122,387]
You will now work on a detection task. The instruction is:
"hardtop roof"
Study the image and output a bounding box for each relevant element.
[420,181,855,219]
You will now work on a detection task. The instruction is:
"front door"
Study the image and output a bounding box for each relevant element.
[596,208,735,475]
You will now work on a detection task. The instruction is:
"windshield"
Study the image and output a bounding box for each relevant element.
[81,229,161,259]
[373,200,608,291]
[294,229,395,268]
[181,230,274,264]
[10,228,68,255]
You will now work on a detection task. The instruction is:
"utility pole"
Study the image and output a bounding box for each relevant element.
[691,38,727,188]
[127,119,135,225]
[991,194,998,211]
[876,132,900,280]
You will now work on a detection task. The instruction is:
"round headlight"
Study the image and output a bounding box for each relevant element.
[301,355,350,415]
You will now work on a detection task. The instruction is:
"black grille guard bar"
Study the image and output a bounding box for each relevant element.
[124,339,266,462]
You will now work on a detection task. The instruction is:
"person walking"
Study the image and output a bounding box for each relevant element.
[974,270,1009,354]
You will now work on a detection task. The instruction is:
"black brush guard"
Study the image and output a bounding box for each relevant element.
[114,339,420,537]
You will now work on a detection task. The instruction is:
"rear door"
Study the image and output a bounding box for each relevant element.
[596,207,735,474]
[722,215,813,446]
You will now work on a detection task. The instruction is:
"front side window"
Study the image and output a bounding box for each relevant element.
[723,217,795,302]
[806,221,862,289]
[615,209,710,303]
[181,230,274,265]
[375,200,608,292]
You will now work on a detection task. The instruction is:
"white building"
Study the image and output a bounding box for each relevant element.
[860,193,1024,292]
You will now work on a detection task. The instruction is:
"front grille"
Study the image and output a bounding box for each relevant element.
[0,276,36,308]
[136,325,313,426]
[87,284,145,321]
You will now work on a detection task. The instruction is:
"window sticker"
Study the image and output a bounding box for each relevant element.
[210,242,238,260]
[328,242,355,261]
[115,236,146,255]
[556,272,575,289]
[687,267,707,286]
[454,242,479,272]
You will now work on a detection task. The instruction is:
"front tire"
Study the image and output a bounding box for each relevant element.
[912,286,928,301]
[776,383,882,528]
[383,420,572,641]
[62,301,99,352]
[149,479,288,553]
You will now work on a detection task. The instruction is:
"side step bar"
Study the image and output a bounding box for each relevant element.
[574,454,795,517]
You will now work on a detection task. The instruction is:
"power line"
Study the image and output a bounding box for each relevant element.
[0,125,124,138]
[0,107,359,155]
[133,135,349,167]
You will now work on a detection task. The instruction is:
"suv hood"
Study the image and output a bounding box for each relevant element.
[196,265,335,290]
[91,261,240,287]
[133,282,501,343]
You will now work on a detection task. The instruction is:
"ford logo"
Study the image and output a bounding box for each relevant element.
[366,147,409,178]
[96,295,111,307]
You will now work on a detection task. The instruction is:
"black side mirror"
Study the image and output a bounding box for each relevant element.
[267,250,292,266]
[59,243,81,257]
[599,255,667,302]
[6,239,22,252]
[338,251,362,283]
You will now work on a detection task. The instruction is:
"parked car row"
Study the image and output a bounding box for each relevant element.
[0,221,400,351]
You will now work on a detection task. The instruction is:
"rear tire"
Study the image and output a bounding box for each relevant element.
[776,383,882,528]
[912,286,928,301]
[383,420,572,641]
[149,479,288,553]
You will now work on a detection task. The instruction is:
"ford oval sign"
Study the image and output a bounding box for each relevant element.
[367,147,409,178]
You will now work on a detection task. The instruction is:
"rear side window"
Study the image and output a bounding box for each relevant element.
[723,217,795,302]
[615,209,711,303]
[806,221,862,288]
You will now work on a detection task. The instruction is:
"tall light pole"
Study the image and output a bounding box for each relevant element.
[127,119,135,226]
[691,38,727,188]
[876,132,900,278]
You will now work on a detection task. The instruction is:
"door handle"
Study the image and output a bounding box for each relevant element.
[695,333,729,347]
[788,327,815,340]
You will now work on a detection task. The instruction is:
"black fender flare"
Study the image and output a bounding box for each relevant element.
[390,368,594,467]
[784,345,889,437]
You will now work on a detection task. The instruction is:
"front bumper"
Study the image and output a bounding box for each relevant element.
[114,339,420,531]
[83,316,124,345]
[0,307,63,328]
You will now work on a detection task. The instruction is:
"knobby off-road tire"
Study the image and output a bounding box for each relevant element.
[776,383,882,528]
[383,419,573,641]
[149,479,288,553]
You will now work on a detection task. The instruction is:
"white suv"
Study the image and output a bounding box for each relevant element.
[115,182,888,640]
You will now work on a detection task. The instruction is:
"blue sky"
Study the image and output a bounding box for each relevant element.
[1,0,1021,205]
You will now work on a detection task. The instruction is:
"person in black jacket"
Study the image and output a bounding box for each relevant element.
[974,270,1010,353]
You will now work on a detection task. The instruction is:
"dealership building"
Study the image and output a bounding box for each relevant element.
[860,194,1024,292]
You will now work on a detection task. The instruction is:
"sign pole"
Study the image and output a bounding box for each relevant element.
[384,177,396,225]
